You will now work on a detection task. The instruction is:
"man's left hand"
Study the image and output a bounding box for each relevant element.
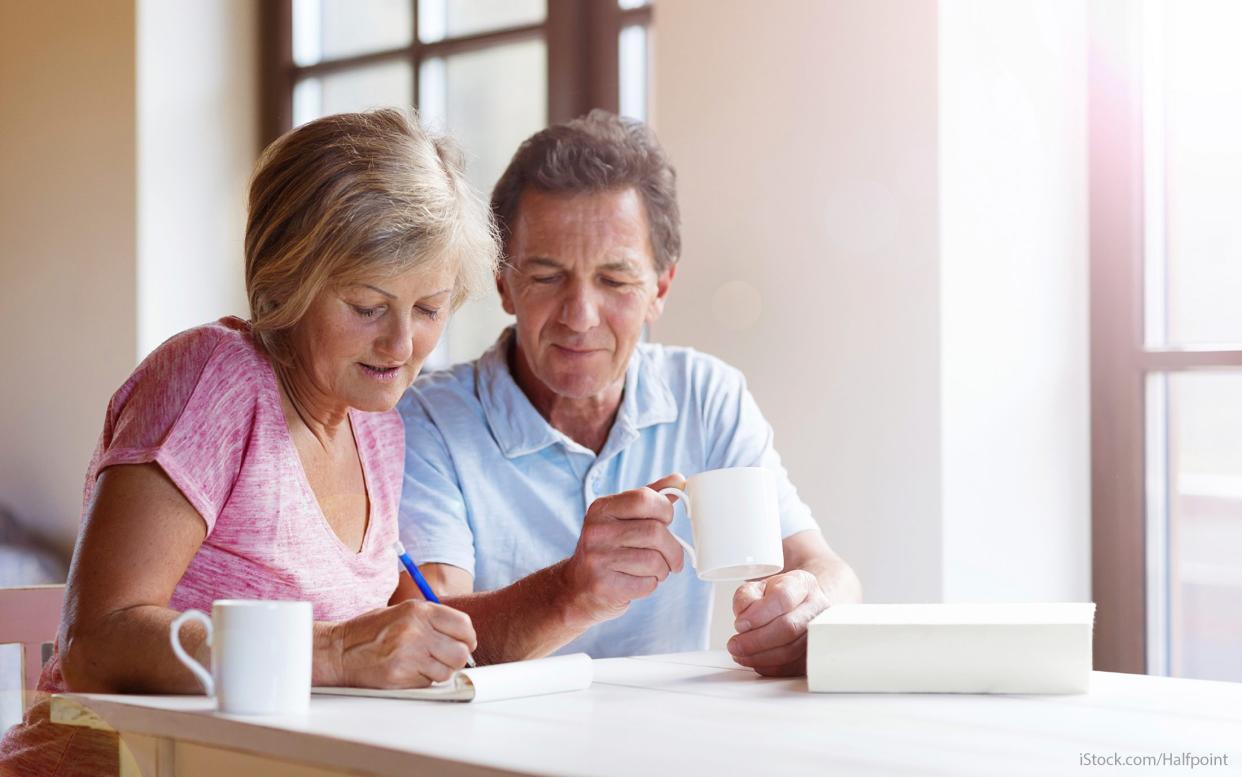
[726,569,829,677]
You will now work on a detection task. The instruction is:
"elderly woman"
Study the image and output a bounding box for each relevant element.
[0,108,497,775]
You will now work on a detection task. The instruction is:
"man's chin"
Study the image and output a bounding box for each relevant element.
[541,371,615,401]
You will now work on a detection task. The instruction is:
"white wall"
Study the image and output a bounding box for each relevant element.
[652,0,1091,646]
[0,0,139,555]
[138,0,256,357]
[939,0,1091,603]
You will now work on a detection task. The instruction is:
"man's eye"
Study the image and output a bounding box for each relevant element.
[531,275,560,284]
[600,278,628,288]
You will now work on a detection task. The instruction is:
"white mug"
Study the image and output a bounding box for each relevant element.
[659,467,784,582]
[170,600,312,715]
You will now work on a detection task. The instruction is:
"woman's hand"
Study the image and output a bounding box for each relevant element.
[328,600,477,688]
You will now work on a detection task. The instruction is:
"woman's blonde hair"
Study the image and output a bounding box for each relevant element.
[244,108,498,363]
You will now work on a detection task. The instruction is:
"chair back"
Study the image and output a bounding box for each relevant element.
[0,584,65,695]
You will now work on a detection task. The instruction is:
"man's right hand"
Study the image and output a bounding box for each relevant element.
[559,474,688,624]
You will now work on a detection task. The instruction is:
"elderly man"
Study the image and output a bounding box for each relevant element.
[397,110,860,675]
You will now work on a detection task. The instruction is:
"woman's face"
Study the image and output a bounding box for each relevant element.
[287,260,456,414]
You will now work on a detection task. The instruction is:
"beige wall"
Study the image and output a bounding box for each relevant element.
[0,0,138,554]
[652,0,1091,646]
[0,0,258,555]
[653,0,945,626]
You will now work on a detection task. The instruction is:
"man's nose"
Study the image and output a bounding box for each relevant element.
[558,281,601,333]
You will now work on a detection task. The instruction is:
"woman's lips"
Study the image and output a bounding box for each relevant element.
[359,363,403,382]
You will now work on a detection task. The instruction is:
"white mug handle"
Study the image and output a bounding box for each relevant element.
[170,609,214,696]
[657,487,697,570]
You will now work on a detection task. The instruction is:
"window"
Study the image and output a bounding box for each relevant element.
[1091,0,1242,680]
[261,0,653,365]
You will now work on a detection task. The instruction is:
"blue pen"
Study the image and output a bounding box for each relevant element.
[393,541,476,667]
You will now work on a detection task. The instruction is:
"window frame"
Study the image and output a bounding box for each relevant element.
[259,0,653,148]
[1089,0,1242,674]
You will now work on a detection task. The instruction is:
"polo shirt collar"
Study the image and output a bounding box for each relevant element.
[476,327,679,459]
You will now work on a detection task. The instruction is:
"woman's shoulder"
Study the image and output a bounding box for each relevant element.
[108,318,272,429]
[142,316,266,375]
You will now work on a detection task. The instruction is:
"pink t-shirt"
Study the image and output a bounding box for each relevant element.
[1,317,403,777]
[86,316,401,622]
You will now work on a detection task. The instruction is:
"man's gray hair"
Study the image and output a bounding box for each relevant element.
[491,110,681,272]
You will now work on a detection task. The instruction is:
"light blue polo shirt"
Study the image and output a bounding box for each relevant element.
[396,328,818,658]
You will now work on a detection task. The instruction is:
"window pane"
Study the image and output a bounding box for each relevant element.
[1159,1,1242,345]
[619,24,648,121]
[419,39,546,363]
[418,0,545,44]
[293,0,413,66]
[292,61,413,126]
[1156,371,1242,681]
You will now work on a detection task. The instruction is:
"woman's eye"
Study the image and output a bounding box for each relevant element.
[416,306,442,321]
[353,305,383,319]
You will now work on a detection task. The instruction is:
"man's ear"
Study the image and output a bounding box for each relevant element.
[497,264,516,316]
[646,262,677,323]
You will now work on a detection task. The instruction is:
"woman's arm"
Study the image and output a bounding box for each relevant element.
[60,463,476,693]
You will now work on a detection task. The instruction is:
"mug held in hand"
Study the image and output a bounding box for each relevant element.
[658,467,784,582]
[170,599,313,715]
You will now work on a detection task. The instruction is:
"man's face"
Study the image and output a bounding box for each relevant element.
[498,188,675,402]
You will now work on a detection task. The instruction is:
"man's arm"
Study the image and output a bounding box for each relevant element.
[420,476,687,664]
[726,528,861,677]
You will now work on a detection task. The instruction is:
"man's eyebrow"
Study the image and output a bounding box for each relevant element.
[598,260,641,274]
[523,257,564,270]
[521,258,642,274]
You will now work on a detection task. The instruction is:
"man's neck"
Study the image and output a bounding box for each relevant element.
[509,337,623,455]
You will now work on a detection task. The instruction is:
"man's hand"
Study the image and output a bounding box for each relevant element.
[559,474,687,626]
[726,569,829,676]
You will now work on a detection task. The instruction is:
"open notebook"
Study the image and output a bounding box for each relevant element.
[313,653,593,703]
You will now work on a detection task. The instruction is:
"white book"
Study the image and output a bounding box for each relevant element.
[807,603,1095,694]
[314,653,593,703]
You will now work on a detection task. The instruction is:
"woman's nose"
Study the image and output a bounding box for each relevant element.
[375,315,414,363]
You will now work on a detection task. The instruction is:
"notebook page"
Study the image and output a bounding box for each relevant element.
[313,653,592,703]
[461,653,593,702]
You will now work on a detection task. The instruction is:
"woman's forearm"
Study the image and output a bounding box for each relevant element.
[60,604,347,693]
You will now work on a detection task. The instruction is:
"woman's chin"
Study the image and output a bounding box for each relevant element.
[347,384,408,413]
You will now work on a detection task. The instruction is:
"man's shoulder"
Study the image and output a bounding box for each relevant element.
[398,359,483,428]
[637,341,746,394]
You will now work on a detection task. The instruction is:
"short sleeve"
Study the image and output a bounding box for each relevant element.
[91,327,262,534]
[397,394,477,577]
[701,360,819,539]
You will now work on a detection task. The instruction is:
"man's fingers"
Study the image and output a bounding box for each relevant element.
[607,547,678,581]
[727,598,819,657]
[732,581,765,619]
[729,633,807,670]
[594,487,677,526]
[733,572,813,631]
[646,473,686,496]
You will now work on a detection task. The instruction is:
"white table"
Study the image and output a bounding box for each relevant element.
[52,651,1242,776]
